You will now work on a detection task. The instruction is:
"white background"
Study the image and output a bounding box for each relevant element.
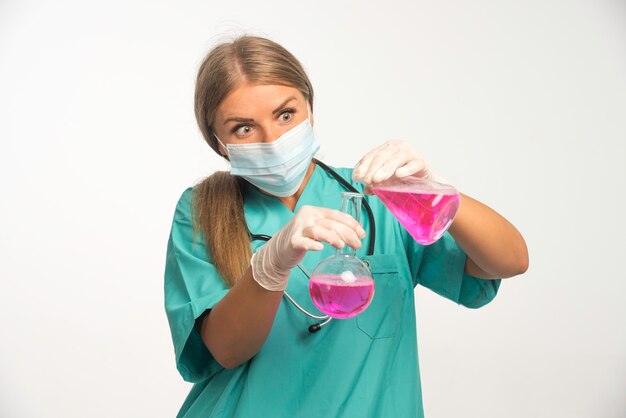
[1,1,625,417]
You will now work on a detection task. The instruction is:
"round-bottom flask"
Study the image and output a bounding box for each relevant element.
[308,192,374,319]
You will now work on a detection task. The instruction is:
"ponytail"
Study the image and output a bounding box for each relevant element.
[192,172,251,287]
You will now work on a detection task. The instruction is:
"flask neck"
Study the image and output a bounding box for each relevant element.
[337,192,363,257]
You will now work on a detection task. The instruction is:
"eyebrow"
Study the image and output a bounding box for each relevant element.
[272,96,297,115]
[222,96,298,126]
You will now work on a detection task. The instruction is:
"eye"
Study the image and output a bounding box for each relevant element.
[278,109,295,122]
[233,124,254,137]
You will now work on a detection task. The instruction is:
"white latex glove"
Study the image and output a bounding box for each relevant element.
[251,205,366,291]
[352,140,444,194]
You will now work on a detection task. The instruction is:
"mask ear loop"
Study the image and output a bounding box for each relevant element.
[213,132,229,157]
[306,102,313,126]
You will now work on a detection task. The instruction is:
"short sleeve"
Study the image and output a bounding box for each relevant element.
[164,188,230,382]
[407,231,501,308]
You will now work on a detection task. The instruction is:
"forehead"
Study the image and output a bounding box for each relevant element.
[216,83,305,118]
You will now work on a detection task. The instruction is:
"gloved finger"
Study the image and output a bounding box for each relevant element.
[301,224,347,249]
[352,156,374,183]
[363,143,406,184]
[352,143,388,182]
[314,218,364,249]
[290,235,324,252]
[358,141,412,184]
[353,142,394,183]
[368,152,414,183]
[394,158,429,178]
[318,207,366,238]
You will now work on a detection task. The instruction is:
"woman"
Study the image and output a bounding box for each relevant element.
[164,35,528,418]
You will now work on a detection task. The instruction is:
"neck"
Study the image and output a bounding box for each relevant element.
[264,161,316,212]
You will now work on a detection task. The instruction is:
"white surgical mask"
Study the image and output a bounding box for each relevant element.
[215,113,319,197]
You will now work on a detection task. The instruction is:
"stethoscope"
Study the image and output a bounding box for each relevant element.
[250,159,376,334]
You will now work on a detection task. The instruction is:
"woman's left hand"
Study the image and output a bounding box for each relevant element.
[352,140,441,194]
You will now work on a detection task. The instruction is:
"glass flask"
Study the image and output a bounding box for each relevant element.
[308,192,375,319]
[371,176,460,245]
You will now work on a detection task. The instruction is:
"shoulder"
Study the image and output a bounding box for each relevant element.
[174,187,194,218]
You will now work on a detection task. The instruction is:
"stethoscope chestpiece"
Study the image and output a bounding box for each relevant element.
[308,323,322,333]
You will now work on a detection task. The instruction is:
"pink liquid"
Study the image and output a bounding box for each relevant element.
[373,189,460,245]
[309,275,375,319]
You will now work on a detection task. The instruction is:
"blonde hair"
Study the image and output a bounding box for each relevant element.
[192,35,314,287]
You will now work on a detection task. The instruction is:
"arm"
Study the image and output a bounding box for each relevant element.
[352,140,529,281]
[448,193,529,279]
[199,268,283,369]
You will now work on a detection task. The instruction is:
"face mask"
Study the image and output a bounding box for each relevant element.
[215,114,320,197]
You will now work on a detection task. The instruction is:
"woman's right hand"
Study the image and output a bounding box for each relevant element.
[250,205,366,291]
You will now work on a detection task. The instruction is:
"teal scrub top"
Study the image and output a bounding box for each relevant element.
[164,164,501,418]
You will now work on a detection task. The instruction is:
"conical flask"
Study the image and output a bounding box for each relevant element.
[371,177,460,245]
[308,192,375,319]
